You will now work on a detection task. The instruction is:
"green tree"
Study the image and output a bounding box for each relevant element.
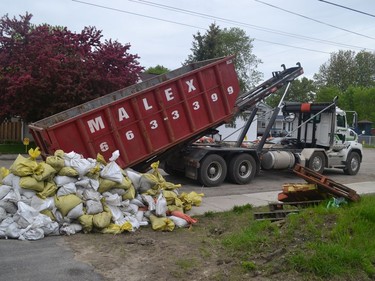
[145,65,170,75]
[0,13,143,122]
[314,50,375,91]
[315,86,342,103]
[185,23,262,92]
[265,77,316,108]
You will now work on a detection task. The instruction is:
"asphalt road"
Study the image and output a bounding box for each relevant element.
[170,147,375,197]
[0,148,374,281]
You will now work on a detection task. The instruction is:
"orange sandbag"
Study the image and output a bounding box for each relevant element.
[170,210,198,224]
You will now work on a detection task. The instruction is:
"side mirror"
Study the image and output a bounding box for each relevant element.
[284,112,295,122]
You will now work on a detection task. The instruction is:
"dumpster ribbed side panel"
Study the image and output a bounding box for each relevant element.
[29,56,240,168]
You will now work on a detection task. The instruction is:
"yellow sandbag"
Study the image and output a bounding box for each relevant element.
[96,153,107,165]
[46,155,65,172]
[38,181,58,199]
[19,176,45,192]
[33,162,56,181]
[98,178,117,193]
[54,149,65,158]
[86,164,100,179]
[58,166,79,177]
[54,194,82,217]
[167,205,184,213]
[93,211,112,229]
[0,167,10,182]
[151,161,181,190]
[122,185,136,200]
[114,176,133,190]
[10,154,38,177]
[162,190,179,205]
[78,214,94,233]
[40,209,56,221]
[179,192,204,207]
[28,147,41,160]
[101,222,132,234]
[151,161,165,182]
[150,214,175,231]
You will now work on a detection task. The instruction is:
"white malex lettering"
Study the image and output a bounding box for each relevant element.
[143,98,153,110]
[186,79,196,93]
[87,116,105,133]
[164,88,174,101]
[118,107,130,121]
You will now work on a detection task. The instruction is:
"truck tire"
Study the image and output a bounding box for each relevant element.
[307,152,325,174]
[198,154,227,187]
[227,154,256,184]
[344,152,361,175]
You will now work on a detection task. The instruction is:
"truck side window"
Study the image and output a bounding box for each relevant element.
[337,115,346,127]
[303,113,321,123]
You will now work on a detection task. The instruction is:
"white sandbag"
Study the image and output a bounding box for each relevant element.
[2,173,16,186]
[141,194,155,211]
[155,193,167,217]
[75,177,99,191]
[82,189,102,202]
[54,175,77,187]
[121,203,139,215]
[168,215,189,228]
[100,162,123,183]
[56,182,77,196]
[130,198,145,208]
[31,196,55,212]
[69,157,96,177]
[64,151,80,164]
[0,200,17,214]
[66,203,84,219]
[60,223,83,235]
[125,169,141,189]
[52,208,70,225]
[0,217,15,237]
[0,207,7,222]
[103,192,122,206]
[86,200,103,215]
[5,221,21,239]
[19,228,44,241]
[0,185,11,200]
[106,204,124,223]
[126,215,140,231]
[109,188,126,196]
[19,196,32,206]
[41,221,60,236]
[135,210,144,223]
[2,189,21,203]
[20,188,36,199]
[13,202,40,228]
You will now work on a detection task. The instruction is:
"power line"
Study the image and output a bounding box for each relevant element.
[71,0,203,29]
[318,0,375,18]
[255,0,375,40]
[71,0,374,54]
[130,0,374,51]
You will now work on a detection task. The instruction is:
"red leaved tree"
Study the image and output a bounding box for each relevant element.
[0,13,143,122]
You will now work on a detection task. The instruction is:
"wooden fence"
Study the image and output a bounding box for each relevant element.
[0,120,22,142]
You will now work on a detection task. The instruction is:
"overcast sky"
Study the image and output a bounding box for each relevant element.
[4,0,375,81]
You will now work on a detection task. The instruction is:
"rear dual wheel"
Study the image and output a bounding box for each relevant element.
[227,154,256,184]
[198,154,227,187]
[198,153,256,187]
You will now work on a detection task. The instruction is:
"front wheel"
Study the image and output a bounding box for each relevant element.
[307,152,326,174]
[227,154,256,184]
[344,152,361,175]
[198,154,227,187]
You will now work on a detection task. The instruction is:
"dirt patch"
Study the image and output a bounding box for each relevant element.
[64,208,306,281]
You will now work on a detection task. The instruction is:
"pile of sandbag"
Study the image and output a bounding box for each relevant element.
[0,148,203,240]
